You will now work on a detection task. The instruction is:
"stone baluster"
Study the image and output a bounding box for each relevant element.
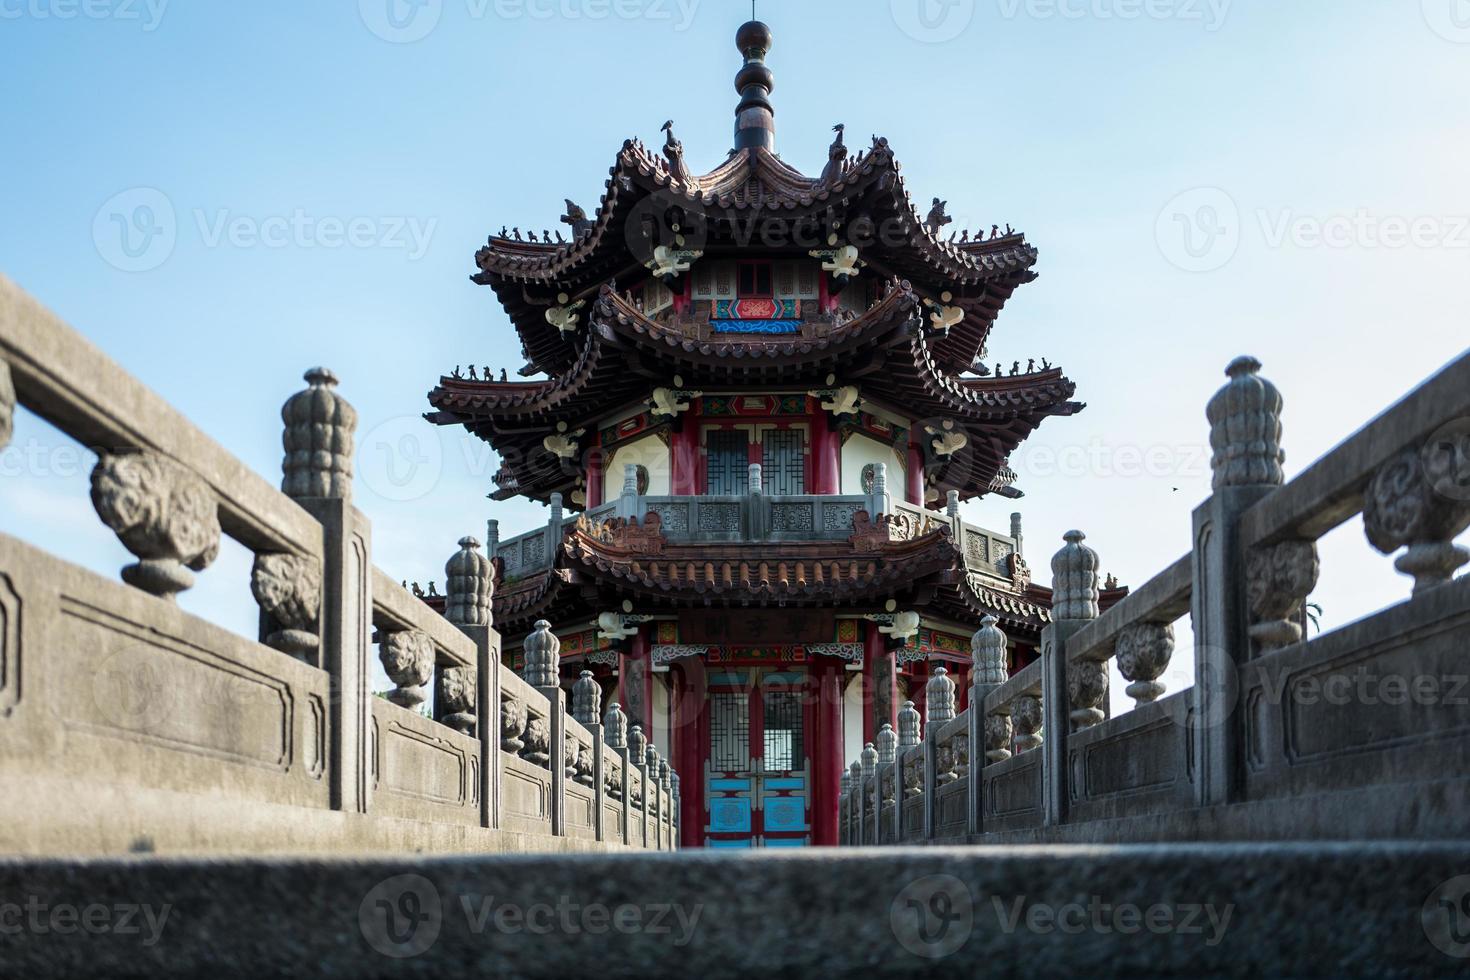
[444,536,494,627]
[379,630,434,709]
[841,770,852,797]
[90,450,222,600]
[1050,530,1107,732]
[522,620,560,689]
[926,666,956,726]
[436,666,477,735]
[603,701,628,749]
[549,492,564,526]
[501,692,527,752]
[618,463,641,520]
[898,699,922,747]
[250,553,321,662]
[1208,355,1284,491]
[0,355,14,450]
[572,670,602,727]
[868,461,890,518]
[875,722,897,764]
[1246,541,1320,651]
[646,743,662,849]
[748,462,763,495]
[1011,512,1025,559]
[985,710,1014,764]
[1116,622,1176,705]
[971,615,1008,687]
[1012,696,1043,753]
[1363,438,1470,595]
[486,519,500,557]
[860,742,877,780]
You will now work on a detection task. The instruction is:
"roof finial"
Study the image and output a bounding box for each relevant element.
[733,19,775,153]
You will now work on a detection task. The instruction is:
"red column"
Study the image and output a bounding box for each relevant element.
[671,660,706,848]
[620,625,655,737]
[906,426,925,505]
[808,656,844,846]
[671,422,700,496]
[586,447,604,509]
[812,413,840,495]
[861,623,896,743]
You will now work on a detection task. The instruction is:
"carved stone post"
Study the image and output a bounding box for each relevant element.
[572,670,601,727]
[617,463,640,520]
[523,620,565,835]
[860,741,877,845]
[848,761,862,845]
[898,699,921,747]
[629,725,649,847]
[251,553,321,663]
[1194,356,1285,808]
[1043,530,1100,826]
[646,742,662,850]
[379,630,434,708]
[444,534,499,829]
[604,702,629,842]
[1116,622,1175,705]
[91,450,221,600]
[876,722,897,836]
[280,368,367,814]
[868,461,890,519]
[926,666,957,727]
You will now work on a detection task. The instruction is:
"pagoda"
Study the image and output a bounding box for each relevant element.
[424,21,1101,848]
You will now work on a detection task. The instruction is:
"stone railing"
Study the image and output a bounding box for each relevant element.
[491,463,1021,584]
[842,352,1470,845]
[0,275,676,855]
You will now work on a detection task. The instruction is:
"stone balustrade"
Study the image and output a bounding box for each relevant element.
[0,275,676,855]
[841,351,1470,846]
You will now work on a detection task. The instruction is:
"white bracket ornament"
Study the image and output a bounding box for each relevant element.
[867,610,921,645]
[924,292,964,334]
[810,385,861,419]
[810,245,863,280]
[650,387,703,419]
[545,294,588,336]
[596,612,654,642]
[927,420,969,458]
[543,423,586,461]
[647,246,701,280]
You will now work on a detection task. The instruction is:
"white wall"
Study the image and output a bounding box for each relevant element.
[842,673,864,771]
[841,433,905,496]
[652,674,671,761]
[608,434,671,496]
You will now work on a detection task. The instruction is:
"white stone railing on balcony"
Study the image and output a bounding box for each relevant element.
[840,351,1470,846]
[0,274,677,855]
[489,462,1022,584]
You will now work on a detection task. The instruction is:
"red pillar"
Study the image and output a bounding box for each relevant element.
[812,412,840,495]
[808,656,844,846]
[671,660,706,848]
[620,625,655,738]
[671,422,700,496]
[861,623,896,743]
[586,447,604,509]
[906,426,925,506]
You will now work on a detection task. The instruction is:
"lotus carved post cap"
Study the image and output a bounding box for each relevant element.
[1051,530,1101,621]
[458,536,481,550]
[444,535,494,627]
[1208,354,1285,490]
[281,366,355,501]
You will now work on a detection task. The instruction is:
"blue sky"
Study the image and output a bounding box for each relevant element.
[2,0,1467,700]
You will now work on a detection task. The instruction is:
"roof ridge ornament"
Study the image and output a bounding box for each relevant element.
[733,20,775,152]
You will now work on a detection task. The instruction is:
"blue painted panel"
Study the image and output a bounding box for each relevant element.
[707,672,747,686]
[764,777,805,791]
[711,320,801,334]
[763,796,809,832]
[710,779,752,792]
[763,671,806,685]
[764,838,808,848]
[707,839,752,849]
[709,797,752,834]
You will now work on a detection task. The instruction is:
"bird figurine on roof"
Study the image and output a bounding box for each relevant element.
[821,123,848,183]
[926,198,952,237]
[661,120,692,187]
[561,199,593,238]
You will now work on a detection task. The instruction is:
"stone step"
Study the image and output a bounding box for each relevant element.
[3,842,1469,977]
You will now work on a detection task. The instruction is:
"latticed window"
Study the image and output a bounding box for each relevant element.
[706,430,748,495]
[709,692,749,772]
[762,691,804,772]
[762,430,805,495]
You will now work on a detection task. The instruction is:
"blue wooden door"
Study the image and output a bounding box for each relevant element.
[705,669,810,848]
